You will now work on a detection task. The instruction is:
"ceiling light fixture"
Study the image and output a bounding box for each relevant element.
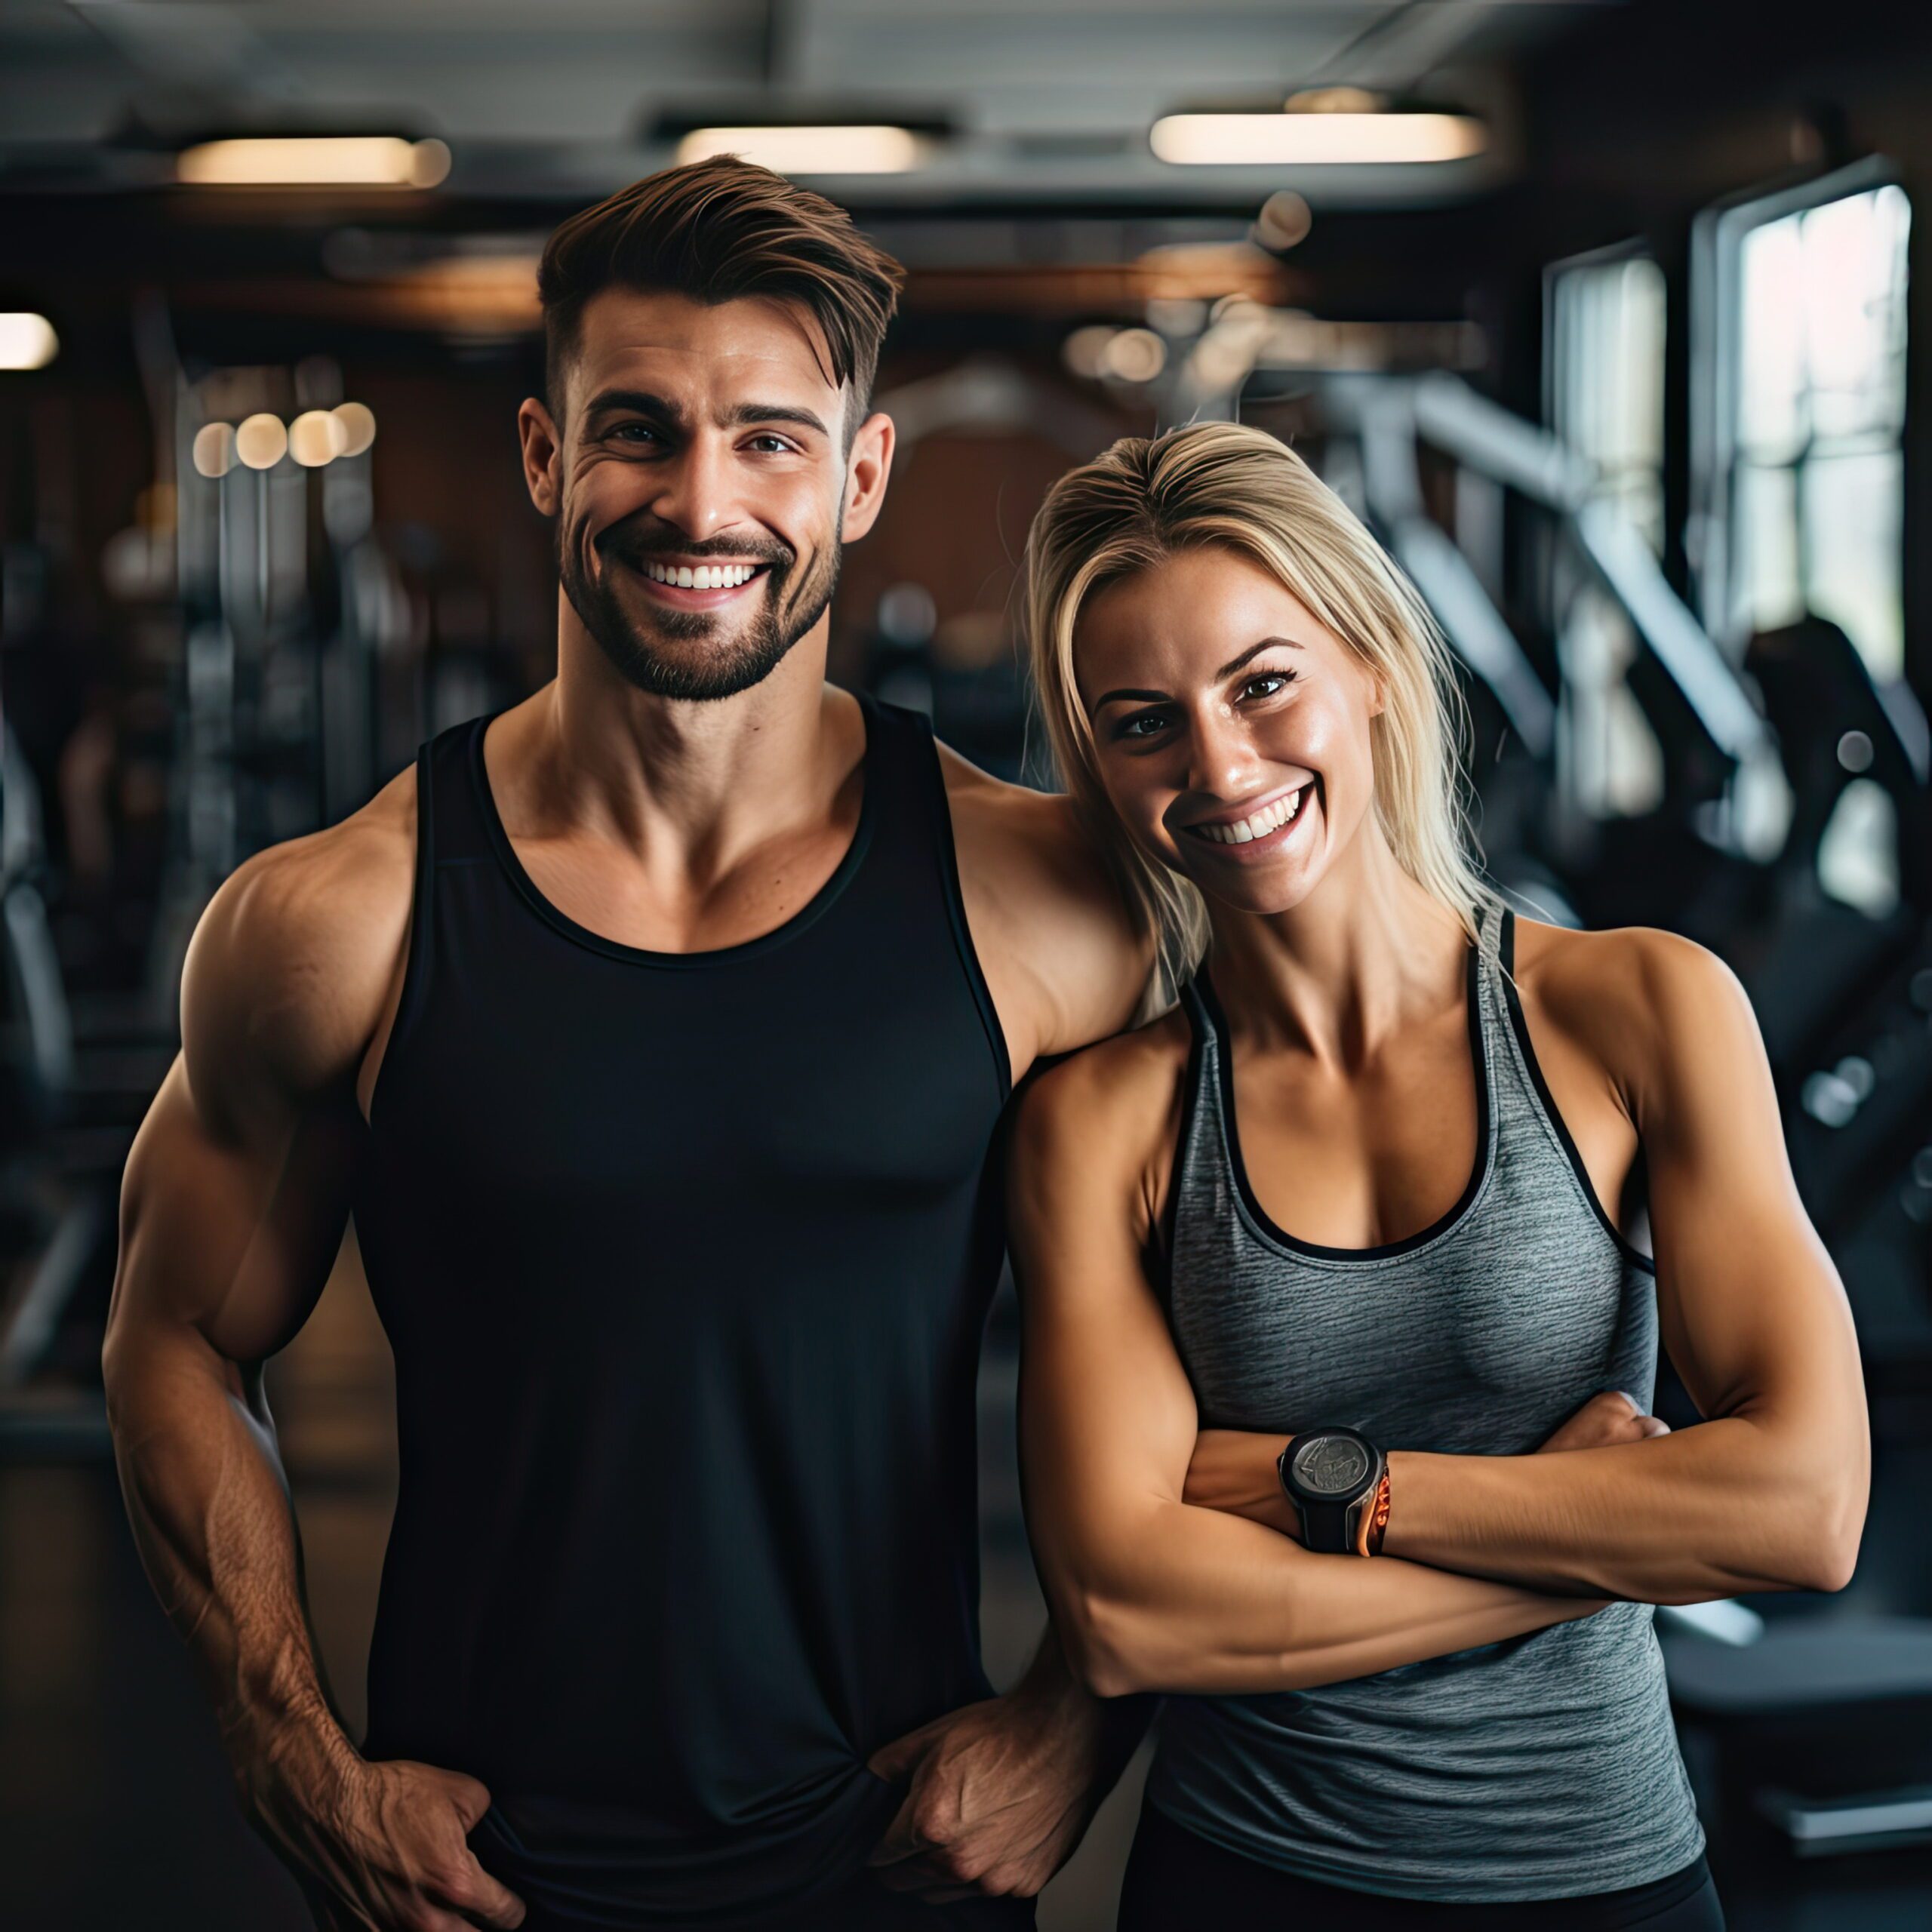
[177,137,451,188]
[235,414,290,470]
[288,411,341,467]
[1150,112,1485,166]
[192,423,235,479]
[331,402,377,457]
[674,125,924,174]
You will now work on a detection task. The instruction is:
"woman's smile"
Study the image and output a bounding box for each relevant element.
[1177,780,1317,860]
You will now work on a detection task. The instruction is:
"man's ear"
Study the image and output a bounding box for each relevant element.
[839,410,896,545]
[518,397,563,516]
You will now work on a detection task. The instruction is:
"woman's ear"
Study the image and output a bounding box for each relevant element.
[1365,666,1389,719]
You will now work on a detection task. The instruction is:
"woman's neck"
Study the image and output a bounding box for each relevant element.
[1203,826,1471,1071]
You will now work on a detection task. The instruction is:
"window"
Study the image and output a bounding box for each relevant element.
[1546,248,1668,818]
[1694,164,1910,675]
[1549,250,1667,551]
[1693,162,1912,908]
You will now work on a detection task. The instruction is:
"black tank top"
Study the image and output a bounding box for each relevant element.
[352,696,1013,1926]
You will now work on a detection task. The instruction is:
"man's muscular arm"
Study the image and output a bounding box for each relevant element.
[102,786,525,1932]
[941,751,1155,1076]
[860,757,1155,1904]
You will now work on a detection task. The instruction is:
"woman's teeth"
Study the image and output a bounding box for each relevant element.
[1193,789,1305,845]
[645,561,760,589]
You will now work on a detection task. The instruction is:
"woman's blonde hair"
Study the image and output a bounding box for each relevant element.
[1024,420,1494,1002]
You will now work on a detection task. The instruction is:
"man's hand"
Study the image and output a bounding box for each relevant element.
[241,1724,525,1932]
[864,1690,1108,1903]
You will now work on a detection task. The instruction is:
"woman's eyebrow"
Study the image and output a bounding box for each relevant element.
[1215,635,1303,681]
[1091,687,1171,711]
[1093,637,1305,710]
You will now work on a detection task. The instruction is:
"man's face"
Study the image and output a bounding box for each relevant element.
[520,288,891,701]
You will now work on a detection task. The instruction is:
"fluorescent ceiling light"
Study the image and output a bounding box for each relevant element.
[0,313,59,371]
[675,125,924,174]
[177,137,451,188]
[1151,113,1485,166]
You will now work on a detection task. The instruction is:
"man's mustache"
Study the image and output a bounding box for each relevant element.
[594,519,794,575]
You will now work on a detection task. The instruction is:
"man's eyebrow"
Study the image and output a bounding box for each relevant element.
[583,389,686,426]
[717,400,832,438]
[1215,635,1302,681]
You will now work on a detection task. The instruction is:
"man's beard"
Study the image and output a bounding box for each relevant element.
[558,511,841,703]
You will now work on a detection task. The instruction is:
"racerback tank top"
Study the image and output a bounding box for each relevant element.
[1147,907,1706,1902]
[351,696,1014,1926]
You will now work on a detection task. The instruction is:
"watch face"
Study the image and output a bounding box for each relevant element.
[1292,1433,1371,1498]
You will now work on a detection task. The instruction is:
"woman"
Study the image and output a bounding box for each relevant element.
[1008,423,1868,1930]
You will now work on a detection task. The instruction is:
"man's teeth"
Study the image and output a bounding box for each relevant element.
[644,561,760,589]
[1194,789,1305,845]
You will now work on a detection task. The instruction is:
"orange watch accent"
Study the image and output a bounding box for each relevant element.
[1357,1469,1392,1557]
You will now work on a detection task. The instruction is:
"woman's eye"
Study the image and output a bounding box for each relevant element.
[1240,671,1296,701]
[1118,710,1172,740]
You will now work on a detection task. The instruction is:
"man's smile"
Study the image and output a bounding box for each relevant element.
[617,552,777,611]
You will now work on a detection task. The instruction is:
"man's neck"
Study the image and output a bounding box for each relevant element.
[509,595,860,884]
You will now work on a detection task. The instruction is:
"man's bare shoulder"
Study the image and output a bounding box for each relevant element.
[935,743,1091,876]
[935,742,1154,1059]
[182,768,418,1108]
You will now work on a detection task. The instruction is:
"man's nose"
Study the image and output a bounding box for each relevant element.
[645,436,737,544]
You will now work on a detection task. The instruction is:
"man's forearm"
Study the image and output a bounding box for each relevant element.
[103,1325,352,1789]
[1011,1618,1152,1786]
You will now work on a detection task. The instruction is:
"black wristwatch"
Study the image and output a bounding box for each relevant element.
[1277,1426,1386,1555]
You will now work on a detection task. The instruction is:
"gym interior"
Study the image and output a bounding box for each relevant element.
[2,2,1929,1927]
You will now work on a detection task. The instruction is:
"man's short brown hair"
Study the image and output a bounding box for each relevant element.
[537,156,905,431]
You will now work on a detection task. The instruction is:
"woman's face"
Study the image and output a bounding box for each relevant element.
[1075,545,1384,918]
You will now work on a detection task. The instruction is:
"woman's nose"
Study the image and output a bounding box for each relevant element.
[1186,703,1261,800]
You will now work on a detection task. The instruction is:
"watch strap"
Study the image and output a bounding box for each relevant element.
[1301,1497,1357,1555]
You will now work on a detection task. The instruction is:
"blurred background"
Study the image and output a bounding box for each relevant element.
[2,1,1930,1927]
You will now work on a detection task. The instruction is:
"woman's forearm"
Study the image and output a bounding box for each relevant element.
[1188,1411,1857,1602]
[1384,1418,1858,1601]
[1054,1496,1603,1699]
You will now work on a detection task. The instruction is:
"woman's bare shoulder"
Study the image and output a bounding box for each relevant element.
[1509,916,1755,1091]
[1015,1004,1194,1177]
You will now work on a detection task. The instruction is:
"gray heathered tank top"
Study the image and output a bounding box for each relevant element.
[1146,907,1706,1902]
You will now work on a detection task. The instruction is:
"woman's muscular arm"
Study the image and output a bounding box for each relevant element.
[103,786,526,1932]
[1185,930,1869,1607]
[1012,1028,1605,1701]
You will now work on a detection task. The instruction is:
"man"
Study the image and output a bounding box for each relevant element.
[102,158,1151,1932]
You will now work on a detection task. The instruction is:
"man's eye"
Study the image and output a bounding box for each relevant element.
[746,434,795,454]
[611,423,661,445]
